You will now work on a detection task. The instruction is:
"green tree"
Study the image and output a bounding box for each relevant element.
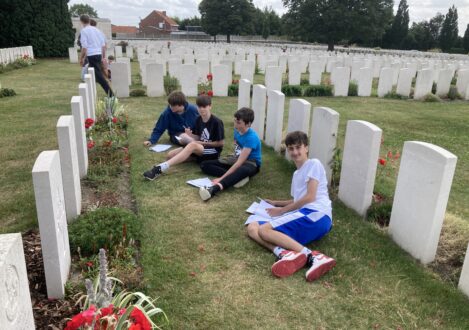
[0,0,74,57]
[199,0,255,42]
[178,16,202,31]
[282,0,393,51]
[463,24,469,52]
[440,5,459,52]
[383,0,409,49]
[69,3,98,17]
[262,17,270,39]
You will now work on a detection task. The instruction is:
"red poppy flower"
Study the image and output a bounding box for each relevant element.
[378,158,386,166]
[387,151,393,159]
[207,73,213,80]
[207,90,213,97]
[112,117,118,123]
[85,261,93,267]
[130,307,151,330]
[87,141,95,149]
[394,151,400,159]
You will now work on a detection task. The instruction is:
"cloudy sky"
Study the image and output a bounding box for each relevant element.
[69,0,469,35]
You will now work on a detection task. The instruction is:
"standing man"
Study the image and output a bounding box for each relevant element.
[79,15,114,97]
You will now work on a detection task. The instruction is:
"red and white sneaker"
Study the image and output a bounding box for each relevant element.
[305,251,336,282]
[271,251,307,278]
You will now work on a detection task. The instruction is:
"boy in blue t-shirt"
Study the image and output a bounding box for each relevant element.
[246,131,336,282]
[199,107,261,201]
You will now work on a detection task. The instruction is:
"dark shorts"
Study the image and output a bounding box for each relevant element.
[194,153,220,163]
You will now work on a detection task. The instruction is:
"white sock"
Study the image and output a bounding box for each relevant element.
[159,162,170,172]
[273,246,286,257]
[301,247,312,255]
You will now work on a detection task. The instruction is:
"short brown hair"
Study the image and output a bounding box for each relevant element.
[167,91,187,106]
[234,107,254,125]
[80,15,90,24]
[285,131,309,147]
[196,95,212,107]
[90,19,97,26]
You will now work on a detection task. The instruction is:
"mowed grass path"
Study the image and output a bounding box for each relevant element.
[2,60,469,328]
[127,94,469,328]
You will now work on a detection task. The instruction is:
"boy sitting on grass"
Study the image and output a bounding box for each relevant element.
[143,91,199,147]
[143,95,224,181]
[199,107,261,201]
[246,131,336,282]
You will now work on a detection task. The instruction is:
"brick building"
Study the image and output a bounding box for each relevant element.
[139,10,179,36]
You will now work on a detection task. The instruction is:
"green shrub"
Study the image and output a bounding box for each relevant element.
[164,75,180,95]
[300,78,309,85]
[423,93,441,102]
[129,89,146,97]
[451,77,457,85]
[383,91,408,100]
[431,82,437,94]
[366,200,393,227]
[303,85,333,97]
[69,207,140,256]
[281,85,302,97]
[228,84,239,96]
[0,88,17,98]
[448,86,461,100]
[348,81,358,96]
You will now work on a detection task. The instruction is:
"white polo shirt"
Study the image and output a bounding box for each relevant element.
[80,25,105,56]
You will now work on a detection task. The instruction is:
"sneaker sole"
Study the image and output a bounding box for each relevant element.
[305,259,336,282]
[199,187,212,201]
[271,253,307,278]
[233,177,249,188]
[143,174,157,181]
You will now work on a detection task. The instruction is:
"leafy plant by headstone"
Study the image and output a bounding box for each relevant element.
[303,85,333,97]
[447,86,461,100]
[348,81,358,96]
[129,89,146,97]
[164,75,180,95]
[0,88,17,98]
[281,85,302,97]
[228,84,239,96]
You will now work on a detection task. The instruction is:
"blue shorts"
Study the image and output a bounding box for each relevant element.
[257,208,332,246]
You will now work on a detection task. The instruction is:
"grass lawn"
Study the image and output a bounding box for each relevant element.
[2,59,469,328]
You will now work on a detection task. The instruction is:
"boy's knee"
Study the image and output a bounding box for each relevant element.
[246,222,259,238]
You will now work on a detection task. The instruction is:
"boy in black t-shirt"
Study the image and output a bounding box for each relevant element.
[143,95,225,181]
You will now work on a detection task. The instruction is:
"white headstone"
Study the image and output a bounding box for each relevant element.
[116,57,132,85]
[456,69,469,98]
[240,60,255,82]
[459,243,469,298]
[168,58,182,79]
[87,67,97,102]
[265,66,282,92]
[115,46,122,58]
[78,83,91,120]
[32,151,71,299]
[357,67,373,97]
[436,69,453,97]
[288,60,301,85]
[265,90,285,152]
[180,64,198,97]
[238,79,251,109]
[388,141,457,264]
[251,84,267,140]
[287,99,311,134]
[146,63,165,97]
[377,67,393,97]
[68,47,78,63]
[333,67,350,97]
[309,107,339,183]
[126,46,133,59]
[396,68,413,98]
[338,120,382,216]
[84,74,95,120]
[70,96,88,178]
[196,59,210,82]
[110,62,129,98]
[57,116,81,222]
[308,61,323,85]
[414,69,434,100]
[212,64,230,97]
[0,233,35,329]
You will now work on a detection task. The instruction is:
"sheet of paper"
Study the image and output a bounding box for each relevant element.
[246,202,259,214]
[186,177,214,188]
[253,199,276,219]
[244,214,271,225]
[174,135,182,141]
[149,144,172,152]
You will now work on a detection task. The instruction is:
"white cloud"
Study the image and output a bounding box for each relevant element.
[70,0,469,35]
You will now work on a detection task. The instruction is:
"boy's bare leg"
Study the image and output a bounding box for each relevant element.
[258,223,304,252]
[166,142,204,167]
[246,222,276,251]
[166,147,183,160]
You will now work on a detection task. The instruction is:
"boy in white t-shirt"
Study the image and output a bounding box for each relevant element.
[246,131,336,282]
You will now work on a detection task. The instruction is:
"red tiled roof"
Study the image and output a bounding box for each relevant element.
[111,25,138,34]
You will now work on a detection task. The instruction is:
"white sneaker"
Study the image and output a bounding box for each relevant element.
[305,251,336,282]
[199,186,214,201]
[233,176,249,188]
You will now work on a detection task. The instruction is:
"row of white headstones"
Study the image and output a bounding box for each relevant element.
[0,46,34,65]
[237,80,469,298]
[70,44,469,101]
[0,67,97,329]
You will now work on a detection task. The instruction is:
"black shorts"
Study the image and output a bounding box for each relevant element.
[194,153,220,163]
